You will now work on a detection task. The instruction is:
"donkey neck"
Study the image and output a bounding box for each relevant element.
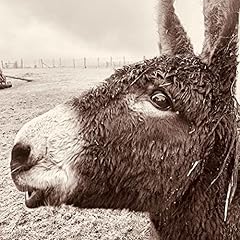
[154,153,235,239]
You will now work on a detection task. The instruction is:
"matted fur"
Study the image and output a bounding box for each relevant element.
[10,0,240,239]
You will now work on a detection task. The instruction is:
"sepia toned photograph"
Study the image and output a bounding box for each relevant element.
[1,0,240,239]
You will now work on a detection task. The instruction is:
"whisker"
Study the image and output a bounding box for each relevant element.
[11,166,24,174]
[210,135,235,187]
[187,160,200,177]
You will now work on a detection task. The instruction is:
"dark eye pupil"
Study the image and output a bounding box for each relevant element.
[150,93,171,110]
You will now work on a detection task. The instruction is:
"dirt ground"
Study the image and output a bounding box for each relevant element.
[0,68,158,240]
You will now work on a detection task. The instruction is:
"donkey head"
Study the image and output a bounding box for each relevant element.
[10,0,240,236]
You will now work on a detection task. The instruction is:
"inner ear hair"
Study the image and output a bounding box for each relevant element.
[157,0,194,56]
[201,0,240,65]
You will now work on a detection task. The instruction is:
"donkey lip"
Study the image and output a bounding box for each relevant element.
[14,183,27,192]
[25,189,45,208]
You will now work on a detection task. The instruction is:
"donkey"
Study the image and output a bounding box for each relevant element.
[10,0,240,239]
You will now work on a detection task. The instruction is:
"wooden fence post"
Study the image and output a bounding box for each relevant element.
[59,58,62,68]
[110,57,113,67]
[123,56,126,65]
[84,57,87,68]
[21,59,24,68]
[97,57,100,68]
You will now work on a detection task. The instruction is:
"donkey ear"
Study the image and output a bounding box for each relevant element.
[201,0,240,68]
[158,0,194,55]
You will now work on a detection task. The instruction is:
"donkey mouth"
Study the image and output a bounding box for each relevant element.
[24,189,45,208]
[11,178,46,208]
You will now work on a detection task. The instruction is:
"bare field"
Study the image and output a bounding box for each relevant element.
[0,68,158,240]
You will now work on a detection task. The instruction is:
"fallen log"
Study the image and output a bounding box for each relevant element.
[6,75,34,82]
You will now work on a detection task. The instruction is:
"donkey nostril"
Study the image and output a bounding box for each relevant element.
[11,143,31,171]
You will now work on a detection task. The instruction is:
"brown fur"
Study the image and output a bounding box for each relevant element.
[157,0,194,55]
[10,0,240,239]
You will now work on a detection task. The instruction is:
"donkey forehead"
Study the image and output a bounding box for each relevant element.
[114,56,214,90]
[72,56,214,120]
[103,55,215,111]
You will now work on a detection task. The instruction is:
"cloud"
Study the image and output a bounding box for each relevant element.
[1,0,159,59]
[0,0,205,60]
[2,0,240,99]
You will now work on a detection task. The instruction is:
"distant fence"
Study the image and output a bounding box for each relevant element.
[1,56,150,69]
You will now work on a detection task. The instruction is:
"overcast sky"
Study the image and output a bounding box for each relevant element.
[0,0,204,60]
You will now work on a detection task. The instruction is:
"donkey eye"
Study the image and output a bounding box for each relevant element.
[150,92,172,111]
